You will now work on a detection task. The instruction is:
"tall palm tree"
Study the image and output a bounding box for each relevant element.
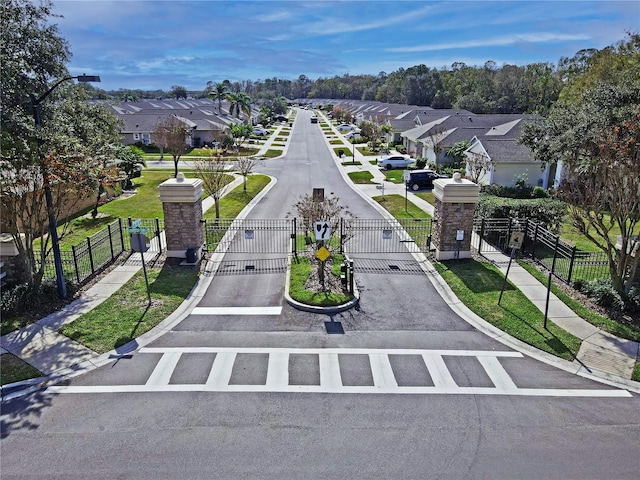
[226,91,252,120]
[208,82,228,113]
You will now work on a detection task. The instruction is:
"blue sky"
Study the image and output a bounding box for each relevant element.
[52,0,639,92]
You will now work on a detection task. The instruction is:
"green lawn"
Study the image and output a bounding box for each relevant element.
[289,256,353,306]
[373,194,431,220]
[347,171,375,184]
[436,260,582,361]
[203,174,271,219]
[0,354,43,386]
[60,263,199,353]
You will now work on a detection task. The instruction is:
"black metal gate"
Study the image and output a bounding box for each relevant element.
[340,218,432,254]
[204,217,432,256]
[204,218,295,254]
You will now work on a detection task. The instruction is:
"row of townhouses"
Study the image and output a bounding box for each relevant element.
[105,97,559,189]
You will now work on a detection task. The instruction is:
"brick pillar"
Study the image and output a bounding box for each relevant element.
[432,173,480,260]
[158,173,204,259]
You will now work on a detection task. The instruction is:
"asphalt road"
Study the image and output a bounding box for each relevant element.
[1,108,639,480]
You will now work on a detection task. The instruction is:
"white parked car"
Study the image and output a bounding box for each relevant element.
[345,129,361,140]
[377,155,414,170]
[337,124,355,132]
[253,127,269,136]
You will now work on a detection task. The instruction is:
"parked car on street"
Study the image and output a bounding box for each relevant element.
[337,124,355,132]
[253,127,269,136]
[405,169,448,190]
[377,154,414,170]
[310,116,318,123]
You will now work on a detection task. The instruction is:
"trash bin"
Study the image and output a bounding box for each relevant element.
[338,149,344,158]
[186,248,198,263]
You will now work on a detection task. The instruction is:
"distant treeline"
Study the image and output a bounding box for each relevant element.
[84,46,607,115]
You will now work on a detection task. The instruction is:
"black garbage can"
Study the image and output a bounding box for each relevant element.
[186,248,198,263]
[338,149,344,158]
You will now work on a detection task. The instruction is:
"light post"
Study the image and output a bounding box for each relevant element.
[31,74,101,298]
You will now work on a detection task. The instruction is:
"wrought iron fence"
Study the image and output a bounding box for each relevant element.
[44,217,164,284]
[474,217,610,285]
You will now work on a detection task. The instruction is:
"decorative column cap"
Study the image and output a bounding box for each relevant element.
[433,175,480,203]
[158,175,204,203]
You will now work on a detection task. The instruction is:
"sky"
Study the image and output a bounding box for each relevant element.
[51,0,640,92]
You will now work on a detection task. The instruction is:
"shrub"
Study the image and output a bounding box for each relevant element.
[532,186,550,198]
[580,278,625,311]
[414,157,427,169]
[475,195,566,231]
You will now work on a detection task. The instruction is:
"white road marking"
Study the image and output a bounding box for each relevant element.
[191,307,282,315]
[422,354,457,388]
[145,351,182,386]
[266,352,289,388]
[206,352,236,387]
[477,355,518,393]
[319,353,342,388]
[45,347,633,398]
[370,353,398,389]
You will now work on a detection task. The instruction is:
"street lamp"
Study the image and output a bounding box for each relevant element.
[30,74,101,298]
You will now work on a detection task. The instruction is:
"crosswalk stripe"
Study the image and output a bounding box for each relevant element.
[266,352,289,387]
[477,355,518,392]
[206,352,236,387]
[191,307,282,315]
[146,351,182,386]
[370,353,398,389]
[422,354,457,388]
[319,353,342,388]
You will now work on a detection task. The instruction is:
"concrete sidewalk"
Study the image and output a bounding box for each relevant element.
[2,112,638,398]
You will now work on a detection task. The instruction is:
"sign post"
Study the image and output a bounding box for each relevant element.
[403,170,410,212]
[498,231,524,305]
[129,221,151,304]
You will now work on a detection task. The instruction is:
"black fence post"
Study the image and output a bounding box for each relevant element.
[291,218,297,256]
[506,217,513,252]
[118,218,125,252]
[108,223,114,260]
[532,222,539,260]
[479,218,485,254]
[568,245,578,284]
[87,237,95,274]
[340,218,344,255]
[72,245,81,284]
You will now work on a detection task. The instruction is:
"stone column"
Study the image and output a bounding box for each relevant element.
[432,173,480,260]
[158,173,204,260]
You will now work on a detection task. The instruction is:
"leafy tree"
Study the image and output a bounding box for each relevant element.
[522,81,640,295]
[521,35,640,295]
[115,145,144,190]
[226,123,253,148]
[271,96,288,115]
[153,116,192,177]
[447,140,468,167]
[170,85,188,100]
[258,105,272,125]
[0,0,122,289]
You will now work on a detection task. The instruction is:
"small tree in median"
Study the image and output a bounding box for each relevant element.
[235,156,262,193]
[290,192,354,290]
